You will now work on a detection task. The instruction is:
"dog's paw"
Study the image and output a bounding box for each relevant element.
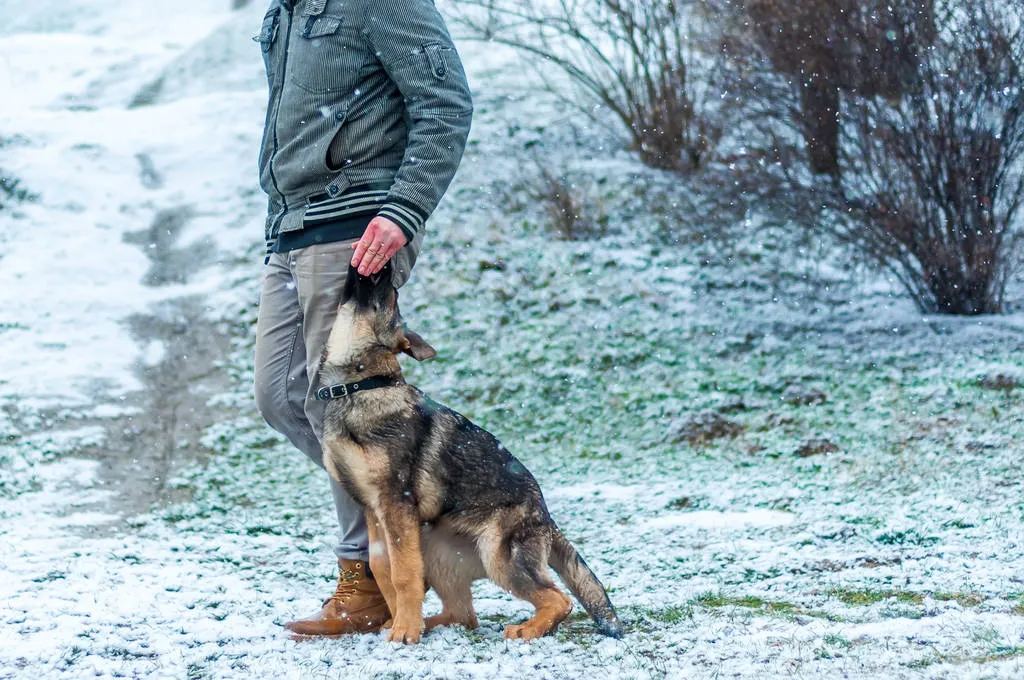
[386,617,423,645]
[423,613,449,632]
[425,612,478,632]
[503,622,547,641]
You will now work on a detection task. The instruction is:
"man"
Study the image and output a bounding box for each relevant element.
[251,0,473,637]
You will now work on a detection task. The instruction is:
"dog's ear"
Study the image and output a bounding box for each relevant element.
[401,329,437,361]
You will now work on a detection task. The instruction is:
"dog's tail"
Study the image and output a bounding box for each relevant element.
[548,528,625,638]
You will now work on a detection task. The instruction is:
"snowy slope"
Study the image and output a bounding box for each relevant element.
[0,0,260,412]
[2,1,1024,679]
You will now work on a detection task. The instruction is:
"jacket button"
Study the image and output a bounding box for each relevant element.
[336,111,345,121]
[328,184,339,195]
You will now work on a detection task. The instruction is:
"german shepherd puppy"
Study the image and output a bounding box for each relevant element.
[316,263,624,644]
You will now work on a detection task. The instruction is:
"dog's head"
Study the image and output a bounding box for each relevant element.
[331,262,436,368]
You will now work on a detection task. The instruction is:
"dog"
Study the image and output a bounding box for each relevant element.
[315,263,624,644]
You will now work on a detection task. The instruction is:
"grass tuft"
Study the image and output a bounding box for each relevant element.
[828,588,924,606]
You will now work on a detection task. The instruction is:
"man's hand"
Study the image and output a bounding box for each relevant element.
[351,216,408,276]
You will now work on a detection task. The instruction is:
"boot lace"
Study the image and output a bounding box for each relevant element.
[328,568,361,605]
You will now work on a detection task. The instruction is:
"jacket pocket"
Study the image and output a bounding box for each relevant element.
[385,42,473,117]
[290,14,360,94]
[254,8,280,53]
[324,108,348,172]
[254,7,281,89]
[423,43,449,80]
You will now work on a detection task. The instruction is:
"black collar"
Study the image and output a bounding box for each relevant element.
[316,375,400,401]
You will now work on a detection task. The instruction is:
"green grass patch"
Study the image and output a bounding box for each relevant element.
[823,633,852,648]
[874,529,940,547]
[646,604,694,624]
[829,589,987,608]
[933,592,985,607]
[815,633,854,659]
[694,592,798,614]
[829,588,923,606]
[686,592,845,621]
[973,646,1024,664]
[904,644,1024,669]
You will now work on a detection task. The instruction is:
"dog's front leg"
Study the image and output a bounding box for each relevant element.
[366,510,398,627]
[379,504,425,644]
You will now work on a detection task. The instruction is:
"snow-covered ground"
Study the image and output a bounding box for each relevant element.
[2,2,1024,678]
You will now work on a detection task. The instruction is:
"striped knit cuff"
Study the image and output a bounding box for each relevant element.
[377,197,428,243]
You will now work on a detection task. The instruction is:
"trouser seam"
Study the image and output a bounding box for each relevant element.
[284,316,308,428]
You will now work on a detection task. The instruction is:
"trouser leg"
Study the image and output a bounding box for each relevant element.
[291,239,369,560]
[253,240,367,560]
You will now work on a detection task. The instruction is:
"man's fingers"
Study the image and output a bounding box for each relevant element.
[359,239,396,276]
[350,235,372,269]
[352,217,409,275]
[351,222,382,268]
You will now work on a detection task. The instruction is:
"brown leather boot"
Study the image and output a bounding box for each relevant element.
[284,558,391,637]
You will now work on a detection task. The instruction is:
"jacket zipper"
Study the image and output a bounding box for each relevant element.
[267,5,292,236]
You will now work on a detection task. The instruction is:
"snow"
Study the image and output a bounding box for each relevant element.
[644,509,795,530]
[2,1,1024,679]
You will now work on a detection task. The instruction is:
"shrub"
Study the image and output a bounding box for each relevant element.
[522,158,608,240]
[716,0,1024,314]
[836,0,1024,314]
[713,0,935,178]
[451,0,721,172]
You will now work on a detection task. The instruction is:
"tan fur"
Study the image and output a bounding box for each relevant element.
[366,511,398,624]
[378,505,425,644]
[471,509,530,590]
[503,588,573,640]
[421,522,483,630]
[413,469,444,520]
[323,305,361,365]
[322,438,388,509]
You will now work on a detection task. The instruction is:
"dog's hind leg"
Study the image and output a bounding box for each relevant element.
[366,511,398,628]
[422,526,481,631]
[478,519,572,640]
[424,582,478,632]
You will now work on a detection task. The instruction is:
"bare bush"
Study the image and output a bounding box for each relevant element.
[836,0,1024,314]
[712,0,935,178]
[521,157,608,240]
[753,0,933,178]
[450,0,721,172]
[715,0,1024,314]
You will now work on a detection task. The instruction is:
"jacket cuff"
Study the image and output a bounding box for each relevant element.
[377,196,428,243]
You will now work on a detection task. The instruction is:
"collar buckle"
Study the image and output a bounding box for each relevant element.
[317,376,396,401]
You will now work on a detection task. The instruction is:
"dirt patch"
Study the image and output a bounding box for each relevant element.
[122,206,216,286]
[44,205,241,522]
[670,410,746,447]
[977,373,1020,391]
[782,385,828,406]
[796,437,840,457]
[85,295,236,516]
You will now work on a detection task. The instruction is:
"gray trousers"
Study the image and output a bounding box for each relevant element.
[253,237,417,560]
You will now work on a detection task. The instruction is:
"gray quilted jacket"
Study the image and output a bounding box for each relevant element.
[255,0,473,253]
